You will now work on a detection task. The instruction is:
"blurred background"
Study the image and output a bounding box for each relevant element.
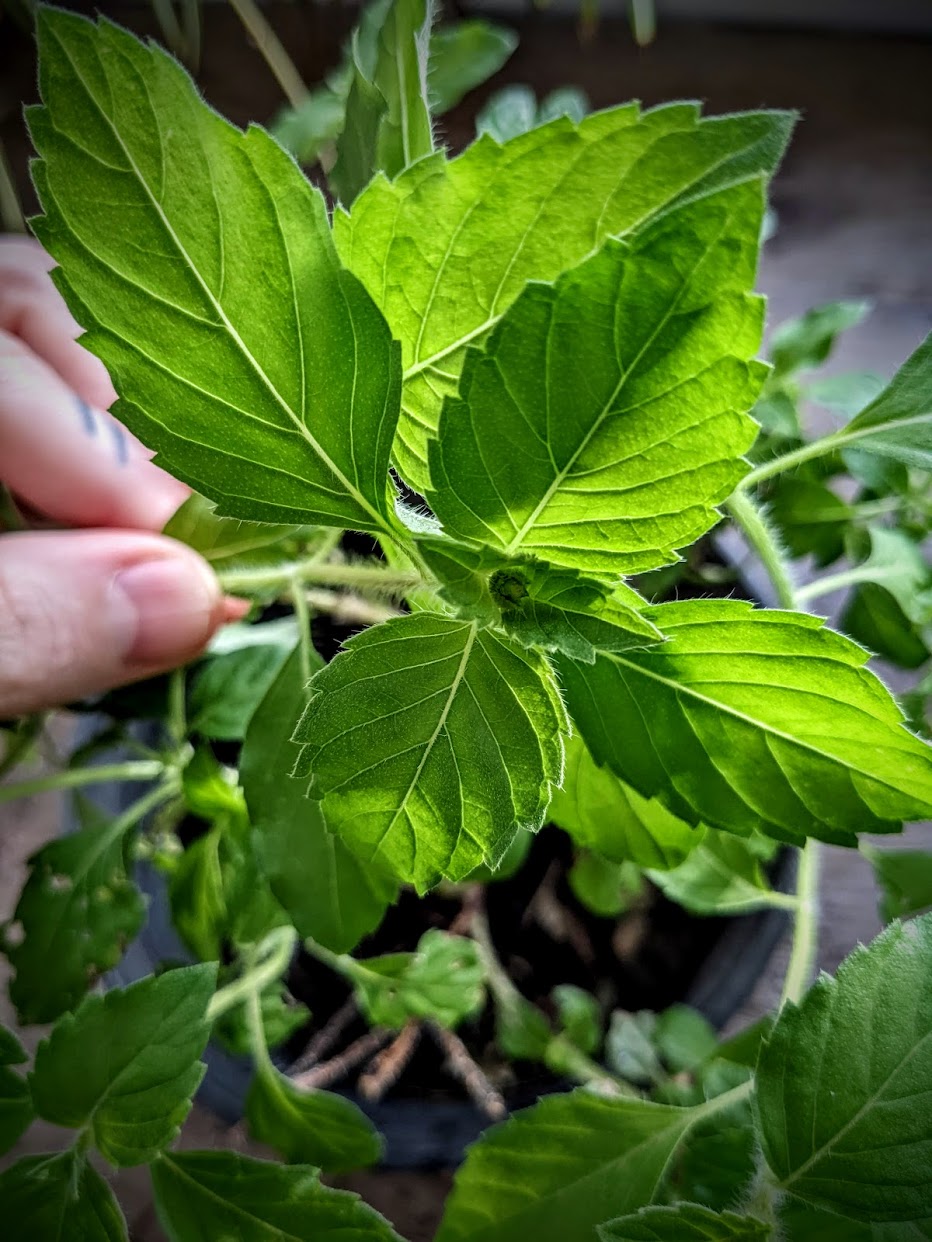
[1,3,929,1238]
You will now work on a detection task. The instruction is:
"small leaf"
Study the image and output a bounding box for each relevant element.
[293,613,567,892]
[550,734,704,870]
[601,1203,772,1241]
[559,599,932,848]
[755,912,932,1221]
[767,478,852,567]
[475,84,539,141]
[568,851,644,918]
[768,299,871,381]
[428,20,517,114]
[495,991,552,1061]
[552,984,601,1055]
[3,801,146,1024]
[246,1062,382,1173]
[647,830,785,916]
[435,1091,707,1242]
[349,930,486,1030]
[336,102,794,489]
[841,332,932,470]
[29,964,215,1166]
[242,647,396,954]
[163,493,302,571]
[862,845,932,923]
[653,1006,718,1074]
[188,635,295,740]
[606,1011,664,1086]
[270,84,347,164]
[428,181,766,576]
[0,1024,27,1065]
[840,527,931,670]
[31,9,401,534]
[214,981,309,1057]
[0,1063,32,1156]
[152,1150,403,1241]
[0,1151,127,1241]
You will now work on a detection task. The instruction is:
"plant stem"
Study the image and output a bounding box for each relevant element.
[794,563,888,605]
[0,759,165,806]
[739,417,922,490]
[779,840,821,1007]
[206,925,298,1023]
[167,667,187,747]
[291,577,314,684]
[227,0,308,109]
[218,557,427,597]
[726,489,797,610]
[0,137,25,234]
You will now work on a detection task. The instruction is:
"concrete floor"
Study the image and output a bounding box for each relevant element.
[1,9,930,1240]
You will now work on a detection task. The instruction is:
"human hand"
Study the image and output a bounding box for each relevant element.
[0,237,242,716]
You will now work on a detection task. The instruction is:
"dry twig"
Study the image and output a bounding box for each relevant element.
[290,997,358,1074]
[428,1022,507,1120]
[358,1020,422,1102]
[291,1028,392,1091]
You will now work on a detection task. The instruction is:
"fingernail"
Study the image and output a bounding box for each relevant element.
[112,553,221,666]
[221,595,251,623]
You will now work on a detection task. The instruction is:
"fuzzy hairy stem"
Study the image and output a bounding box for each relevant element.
[0,759,165,805]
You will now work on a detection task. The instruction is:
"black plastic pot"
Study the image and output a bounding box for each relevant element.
[71,732,794,1170]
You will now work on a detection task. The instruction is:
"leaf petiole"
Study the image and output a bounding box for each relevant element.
[0,759,166,806]
[217,557,429,598]
[205,925,297,1023]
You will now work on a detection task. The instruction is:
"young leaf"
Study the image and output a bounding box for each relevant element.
[601,1204,772,1241]
[242,647,397,954]
[428,181,766,576]
[188,634,295,740]
[0,1060,32,1156]
[151,1150,403,1241]
[2,798,146,1024]
[768,299,871,381]
[163,493,303,571]
[755,912,932,1221]
[428,20,517,114]
[767,478,852,567]
[0,1024,26,1066]
[435,1091,711,1242]
[349,930,486,1029]
[841,332,932,470]
[559,599,932,848]
[647,830,786,916]
[0,1151,127,1241]
[475,84,540,142]
[606,1011,664,1086]
[862,844,932,923]
[214,981,309,1058]
[29,964,215,1166]
[246,1062,382,1173]
[653,1006,718,1074]
[30,9,401,534]
[550,733,704,870]
[335,102,794,488]
[568,851,644,918]
[840,527,932,670]
[552,984,602,1055]
[294,612,567,892]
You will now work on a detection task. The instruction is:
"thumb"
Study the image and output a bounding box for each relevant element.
[0,530,227,715]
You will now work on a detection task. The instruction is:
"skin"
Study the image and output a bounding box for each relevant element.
[0,237,246,716]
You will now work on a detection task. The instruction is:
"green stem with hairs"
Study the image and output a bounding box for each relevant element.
[726,489,797,610]
[206,925,297,1023]
[0,760,165,806]
[218,556,429,597]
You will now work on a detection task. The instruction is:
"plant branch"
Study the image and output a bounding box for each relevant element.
[427,1021,507,1119]
[0,759,165,806]
[794,563,887,605]
[779,840,821,1008]
[226,0,309,109]
[725,489,797,610]
[218,557,428,597]
[206,926,297,1023]
[291,1028,392,1090]
[358,1020,421,1101]
[291,997,358,1073]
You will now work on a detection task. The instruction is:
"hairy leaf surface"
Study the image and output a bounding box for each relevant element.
[30,9,400,533]
[429,181,766,575]
[756,913,932,1221]
[559,599,932,846]
[294,613,567,891]
[335,102,793,488]
[29,965,215,1166]
[601,1204,772,1240]
[152,1151,403,1241]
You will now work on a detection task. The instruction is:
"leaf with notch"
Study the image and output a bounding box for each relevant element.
[30,9,401,534]
[550,733,704,870]
[293,612,567,892]
[0,1151,127,1241]
[349,930,485,1029]
[152,1150,403,1242]
[647,830,785,916]
[428,181,766,576]
[435,1091,713,1242]
[29,964,215,1166]
[246,1062,382,1173]
[840,331,932,470]
[242,647,397,954]
[755,912,932,1222]
[335,102,793,489]
[2,796,146,1024]
[559,598,932,848]
[601,1204,772,1241]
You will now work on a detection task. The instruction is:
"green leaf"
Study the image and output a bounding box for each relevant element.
[270,84,347,164]
[335,102,794,489]
[653,1006,718,1074]
[2,799,146,1024]
[840,527,932,670]
[550,733,704,870]
[0,1023,27,1065]
[29,964,215,1166]
[30,9,401,534]
[601,1204,772,1241]
[647,830,785,916]
[552,984,602,1055]
[435,1091,711,1242]
[0,1061,32,1156]
[428,181,766,576]
[841,331,932,470]
[862,845,932,923]
[152,1150,403,1241]
[755,912,932,1221]
[538,87,591,126]
[329,63,386,209]
[767,478,852,567]
[246,1062,382,1173]
[475,84,539,141]
[188,634,295,741]
[214,981,309,1057]
[779,1202,932,1241]
[293,612,567,891]
[495,991,552,1061]
[606,1011,664,1086]
[0,1152,127,1241]
[769,299,871,381]
[163,493,302,571]
[242,647,396,954]
[558,598,932,848]
[349,930,485,1029]
[568,851,645,918]
[428,21,517,114]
